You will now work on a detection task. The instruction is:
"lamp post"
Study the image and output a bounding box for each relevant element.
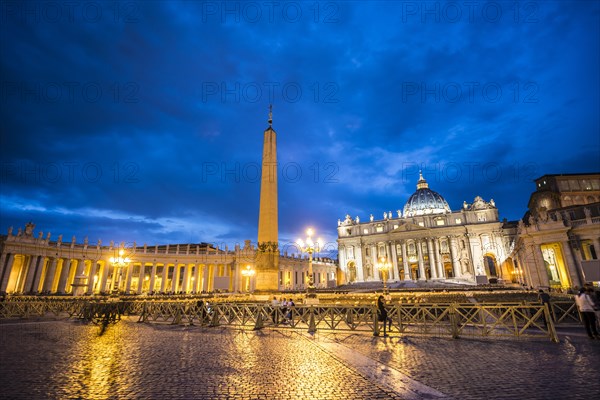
[297,228,323,298]
[109,249,131,295]
[241,265,255,292]
[377,256,391,294]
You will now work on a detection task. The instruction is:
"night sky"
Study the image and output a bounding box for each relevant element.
[1,1,599,257]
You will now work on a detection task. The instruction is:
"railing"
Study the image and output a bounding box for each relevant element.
[1,299,582,342]
[132,301,559,342]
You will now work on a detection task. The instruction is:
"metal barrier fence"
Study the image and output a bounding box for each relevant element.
[1,299,583,342]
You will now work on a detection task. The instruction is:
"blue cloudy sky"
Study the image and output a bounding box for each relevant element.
[1,1,599,256]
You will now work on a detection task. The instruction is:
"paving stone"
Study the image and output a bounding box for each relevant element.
[0,318,599,399]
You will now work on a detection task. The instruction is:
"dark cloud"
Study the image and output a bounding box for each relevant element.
[1,1,599,248]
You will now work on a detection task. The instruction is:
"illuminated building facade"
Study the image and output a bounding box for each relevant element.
[511,173,600,289]
[337,173,515,285]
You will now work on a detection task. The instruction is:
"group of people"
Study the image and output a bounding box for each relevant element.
[271,296,296,323]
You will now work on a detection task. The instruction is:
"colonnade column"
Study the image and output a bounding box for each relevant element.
[0,253,12,292]
[87,261,98,294]
[56,259,72,293]
[0,254,15,293]
[193,265,201,293]
[171,265,180,293]
[182,264,191,293]
[149,263,157,294]
[160,264,168,293]
[137,264,144,294]
[23,256,38,293]
[42,258,58,292]
[122,264,131,293]
[416,240,425,280]
[427,238,437,279]
[402,241,411,281]
[202,264,209,292]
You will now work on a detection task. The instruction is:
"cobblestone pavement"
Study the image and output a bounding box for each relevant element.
[0,319,599,399]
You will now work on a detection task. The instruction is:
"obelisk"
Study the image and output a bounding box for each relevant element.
[255,105,279,291]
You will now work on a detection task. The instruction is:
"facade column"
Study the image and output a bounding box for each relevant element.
[561,241,584,288]
[390,241,399,281]
[137,264,144,294]
[23,256,38,293]
[434,239,444,278]
[149,263,157,294]
[401,241,411,281]
[42,258,58,293]
[416,239,426,280]
[160,264,168,293]
[56,259,72,294]
[371,244,378,281]
[592,238,600,259]
[449,236,461,279]
[531,243,547,288]
[87,261,98,294]
[0,253,15,293]
[427,238,437,279]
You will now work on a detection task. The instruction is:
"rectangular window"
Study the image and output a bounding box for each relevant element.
[455,218,462,224]
[363,229,369,234]
[376,226,383,232]
[569,180,580,191]
[436,219,445,226]
[558,180,570,191]
[418,222,424,227]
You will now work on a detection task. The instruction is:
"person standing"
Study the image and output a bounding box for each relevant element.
[377,295,392,337]
[271,296,280,324]
[575,288,599,339]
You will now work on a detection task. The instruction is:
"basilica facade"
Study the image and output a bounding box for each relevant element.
[337,173,516,285]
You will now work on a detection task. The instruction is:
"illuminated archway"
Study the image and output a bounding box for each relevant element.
[540,243,571,289]
[484,254,498,277]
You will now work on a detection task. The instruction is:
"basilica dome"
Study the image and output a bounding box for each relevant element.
[403,172,451,217]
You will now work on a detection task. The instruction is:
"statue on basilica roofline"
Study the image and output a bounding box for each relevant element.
[370,214,374,222]
[25,222,35,237]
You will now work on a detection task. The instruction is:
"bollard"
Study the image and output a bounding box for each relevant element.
[373,305,380,336]
[307,307,317,334]
[253,311,264,330]
[544,303,559,343]
[449,304,460,339]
